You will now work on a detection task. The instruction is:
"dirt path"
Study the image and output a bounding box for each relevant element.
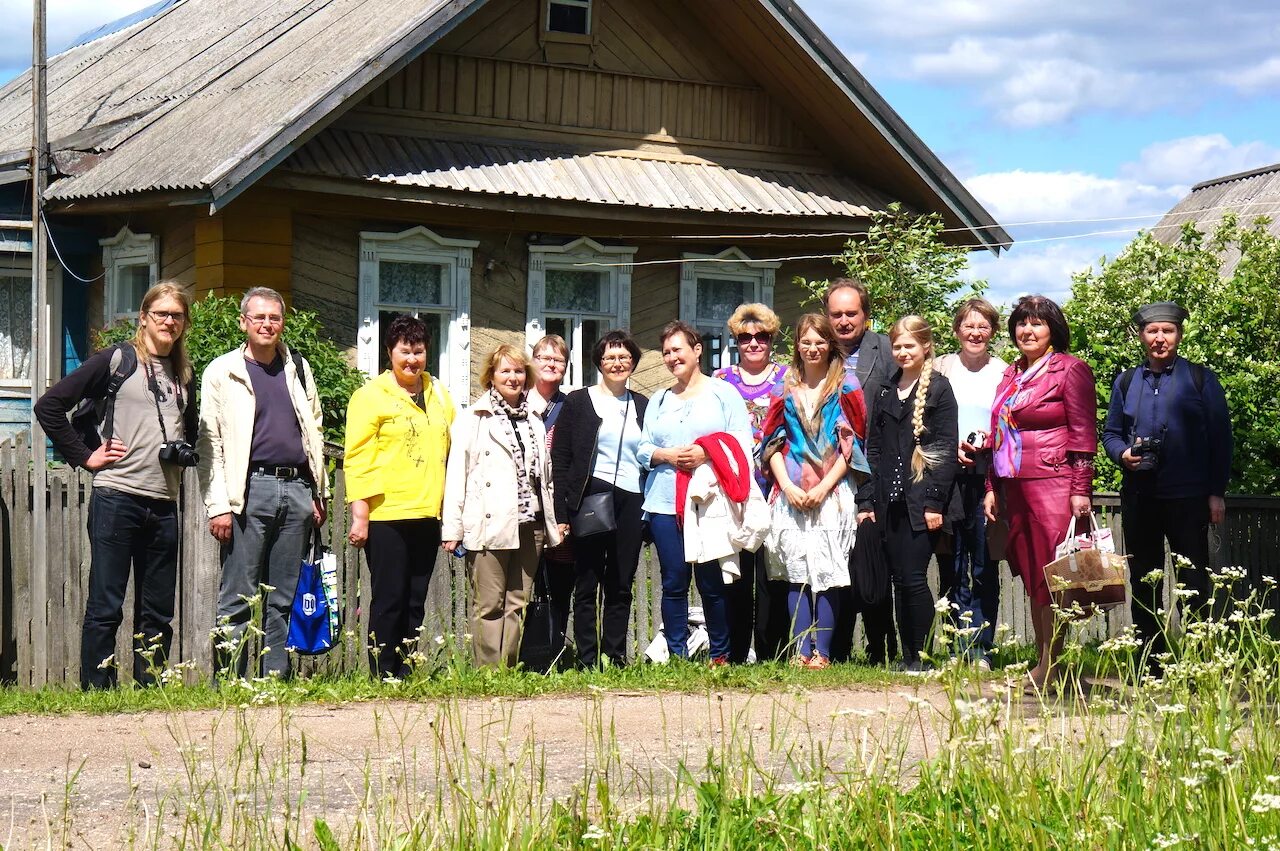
[0,681,1028,847]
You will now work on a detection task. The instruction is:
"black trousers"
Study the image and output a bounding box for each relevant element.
[82,487,179,689]
[1123,491,1216,664]
[884,502,939,664]
[365,517,441,677]
[723,548,791,663]
[572,479,645,667]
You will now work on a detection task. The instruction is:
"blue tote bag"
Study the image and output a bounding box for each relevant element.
[286,530,338,655]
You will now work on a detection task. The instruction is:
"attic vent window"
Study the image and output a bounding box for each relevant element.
[547,0,590,34]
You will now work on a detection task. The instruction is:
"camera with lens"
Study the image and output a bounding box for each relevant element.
[963,431,990,475]
[158,440,200,468]
[1128,435,1162,472]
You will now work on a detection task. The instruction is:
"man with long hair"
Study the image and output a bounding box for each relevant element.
[35,282,197,688]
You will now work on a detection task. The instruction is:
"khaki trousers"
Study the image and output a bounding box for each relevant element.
[469,523,545,667]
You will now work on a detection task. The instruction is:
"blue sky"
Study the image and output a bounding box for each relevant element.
[2,0,1278,304]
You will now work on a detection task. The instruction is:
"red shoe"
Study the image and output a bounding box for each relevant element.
[709,656,730,668]
[790,654,811,668]
[806,654,831,670]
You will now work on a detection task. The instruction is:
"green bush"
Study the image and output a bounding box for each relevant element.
[795,201,993,352]
[95,295,367,446]
[1067,213,1280,494]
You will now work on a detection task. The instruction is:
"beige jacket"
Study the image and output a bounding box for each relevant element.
[441,393,563,551]
[197,343,327,518]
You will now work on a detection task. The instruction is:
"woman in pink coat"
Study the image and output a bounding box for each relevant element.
[983,296,1096,693]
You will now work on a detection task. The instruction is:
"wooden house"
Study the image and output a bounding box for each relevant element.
[1154,162,1280,277]
[0,0,1009,417]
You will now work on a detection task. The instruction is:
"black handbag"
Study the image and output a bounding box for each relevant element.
[569,393,631,537]
[850,517,890,607]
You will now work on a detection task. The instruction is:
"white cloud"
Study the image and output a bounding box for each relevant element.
[806,0,1280,127]
[0,0,156,71]
[1218,57,1280,92]
[967,241,1117,307]
[1122,134,1280,185]
[965,170,1183,227]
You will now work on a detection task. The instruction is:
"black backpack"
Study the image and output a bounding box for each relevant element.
[70,342,138,451]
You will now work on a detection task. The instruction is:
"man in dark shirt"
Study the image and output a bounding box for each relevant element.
[197,287,327,678]
[824,278,897,665]
[1102,301,1233,673]
[34,284,197,689]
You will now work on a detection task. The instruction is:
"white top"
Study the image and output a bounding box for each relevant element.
[588,386,644,493]
[937,352,1007,441]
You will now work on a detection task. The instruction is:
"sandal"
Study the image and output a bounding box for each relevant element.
[806,654,831,670]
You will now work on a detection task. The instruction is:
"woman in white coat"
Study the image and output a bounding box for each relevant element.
[442,345,563,667]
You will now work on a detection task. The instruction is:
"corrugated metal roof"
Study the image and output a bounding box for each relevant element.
[1154,163,1280,276]
[283,128,892,218]
[0,0,456,201]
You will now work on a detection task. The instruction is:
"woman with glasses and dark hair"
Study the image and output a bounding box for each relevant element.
[714,303,790,662]
[344,314,455,677]
[550,330,649,667]
[983,295,1096,693]
[638,321,753,665]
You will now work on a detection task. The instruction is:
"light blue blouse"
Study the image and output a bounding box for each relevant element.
[589,386,644,493]
[637,377,752,514]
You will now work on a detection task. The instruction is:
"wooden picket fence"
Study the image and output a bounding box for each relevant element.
[0,432,1276,687]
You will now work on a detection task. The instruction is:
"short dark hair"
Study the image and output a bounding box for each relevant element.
[1007,295,1071,353]
[384,314,428,350]
[823,277,871,317]
[593,330,641,368]
[659,320,702,350]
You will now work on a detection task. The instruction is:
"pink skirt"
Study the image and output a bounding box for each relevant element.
[1002,475,1072,609]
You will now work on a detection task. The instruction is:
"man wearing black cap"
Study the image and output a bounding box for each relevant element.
[1102,301,1233,673]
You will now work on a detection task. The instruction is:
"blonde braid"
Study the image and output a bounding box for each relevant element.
[909,359,934,482]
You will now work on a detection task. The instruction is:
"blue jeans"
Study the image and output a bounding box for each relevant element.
[942,475,1000,660]
[216,473,314,678]
[649,513,730,660]
[82,487,179,689]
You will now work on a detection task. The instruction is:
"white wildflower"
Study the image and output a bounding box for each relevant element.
[1253,792,1280,814]
[934,596,952,613]
[581,825,607,842]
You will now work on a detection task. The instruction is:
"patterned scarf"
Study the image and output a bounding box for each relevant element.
[992,352,1057,478]
[489,388,539,523]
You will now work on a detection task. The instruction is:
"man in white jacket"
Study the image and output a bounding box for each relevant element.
[197,287,327,678]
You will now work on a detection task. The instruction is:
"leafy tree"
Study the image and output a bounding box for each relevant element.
[797,201,990,349]
[96,296,367,446]
[1066,213,1280,494]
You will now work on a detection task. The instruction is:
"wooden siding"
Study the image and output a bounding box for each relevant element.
[364,53,816,153]
[194,202,293,300]
[435,0,755,85]
[292,214,360,351]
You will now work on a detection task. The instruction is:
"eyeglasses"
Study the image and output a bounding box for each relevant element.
[243,313,284,327]
[735,332,772,346]
[148,310,186,324]
[534,354,566,365]
[959,323,993,334]
[601,355,633,365]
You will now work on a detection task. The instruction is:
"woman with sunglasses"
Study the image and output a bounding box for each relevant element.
[713,304,790,663]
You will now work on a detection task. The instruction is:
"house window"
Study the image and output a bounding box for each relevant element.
[679,249,780,373]
[527,238,635,390]
[0,266,32,385]
[100,226,157,325]
[547,0,590,34]
[358,227,479,404]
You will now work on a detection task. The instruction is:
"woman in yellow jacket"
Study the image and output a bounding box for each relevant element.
[344,315,454,678]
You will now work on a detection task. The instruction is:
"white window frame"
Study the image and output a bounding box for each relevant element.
[546,0,591,34]
[99,226,157,326]
[680,248,780,372]
[0,258,33,391]
[527,237,635,390]
[358,226,479,405]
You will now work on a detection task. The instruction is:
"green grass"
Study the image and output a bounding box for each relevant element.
[0,656,903,717]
